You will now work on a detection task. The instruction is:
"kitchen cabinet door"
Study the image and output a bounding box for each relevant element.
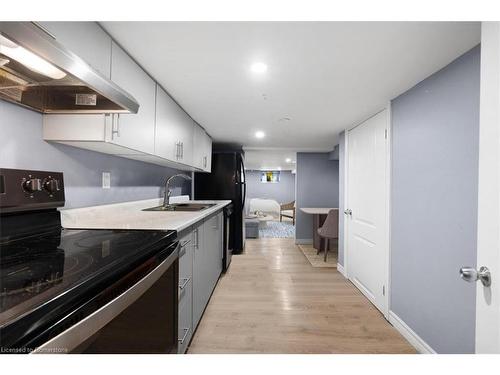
[193,125,206,170]
[202,131,213,172]
[110,41,156,154]
[155,86,194,166]
[193,125,212,172]
[178,230,193,353]
[192,223,206,327]
[203,213,223,291]
[37,22,111,78]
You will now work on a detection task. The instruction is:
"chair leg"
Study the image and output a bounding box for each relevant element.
[324,239,329,262]
[317,237,321,255]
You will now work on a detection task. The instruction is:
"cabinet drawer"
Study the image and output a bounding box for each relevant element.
[179,232,193,279]
[177,284,193,354]
[178,270,192,305]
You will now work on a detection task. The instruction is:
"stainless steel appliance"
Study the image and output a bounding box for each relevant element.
[194,151,246,253]
[0,168,179,354]
[0,22,139,114]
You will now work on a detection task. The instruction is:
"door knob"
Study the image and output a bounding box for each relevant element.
[459,266,491,287]
[344,209,352,216]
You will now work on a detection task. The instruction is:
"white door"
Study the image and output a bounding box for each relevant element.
[155,85,194,165]
[346,109,389,316]
[110,41,156,155]
[193,125,205,170]
[473,22,500,353]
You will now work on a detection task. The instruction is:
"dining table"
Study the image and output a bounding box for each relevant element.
[299,207,339,251]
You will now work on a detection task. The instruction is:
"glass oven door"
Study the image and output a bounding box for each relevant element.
[80,255,179,354]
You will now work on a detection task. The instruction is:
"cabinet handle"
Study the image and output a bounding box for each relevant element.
[175,142,181,160]
[178,327,190,344]
[203,156,207,168]
[194,228,199,249]
[180,142,183,159]
[179,277,191,290]
[116,114,120,137]
[111,114,120,139]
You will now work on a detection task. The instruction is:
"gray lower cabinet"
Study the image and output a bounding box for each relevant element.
[192,222,206,327]
[177,231,193,354]
[193,212,223,330]
[178,211,224,353]
[203,213,223,292]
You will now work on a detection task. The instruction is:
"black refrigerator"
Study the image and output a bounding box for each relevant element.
[194,151,246,253]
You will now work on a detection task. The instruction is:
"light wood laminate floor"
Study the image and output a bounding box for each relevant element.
[188,238,415,354]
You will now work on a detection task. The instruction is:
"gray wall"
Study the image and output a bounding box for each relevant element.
[245,170,295,204]
[295,152,339,240]
[337,132,345,266]
[391,45,480,353]
[0,100,190,209]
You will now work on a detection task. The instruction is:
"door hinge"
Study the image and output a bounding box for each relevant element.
[382,285,385,296]
[384,129,388,139]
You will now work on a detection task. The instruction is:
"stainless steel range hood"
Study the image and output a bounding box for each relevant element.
[0,22,139,114]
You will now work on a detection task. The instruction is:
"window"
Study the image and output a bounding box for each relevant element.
[260,171,280,183]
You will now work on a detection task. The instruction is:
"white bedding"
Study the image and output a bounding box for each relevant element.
[248,198,281,218]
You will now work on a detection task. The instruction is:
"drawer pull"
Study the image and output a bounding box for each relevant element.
[178,327,190,344]
[179,277,191,290]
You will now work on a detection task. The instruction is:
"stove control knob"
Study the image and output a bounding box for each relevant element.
[42,177,60,195]
[22,178,42,193]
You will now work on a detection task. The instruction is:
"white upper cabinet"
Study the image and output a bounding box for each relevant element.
[155,86,194,166]
[37,22,111,78]
[203,131,212,172]
[193,124,212,172]
[41,25,211,172]
[110,41,156,154]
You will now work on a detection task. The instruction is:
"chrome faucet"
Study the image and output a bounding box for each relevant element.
[163,174,192,208]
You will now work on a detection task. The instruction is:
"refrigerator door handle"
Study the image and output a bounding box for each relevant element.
[241,182,246,208]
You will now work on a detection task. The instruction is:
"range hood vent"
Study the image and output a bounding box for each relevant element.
[0,22,139,114]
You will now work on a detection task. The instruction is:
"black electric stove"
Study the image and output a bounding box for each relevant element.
[0,168,178,353]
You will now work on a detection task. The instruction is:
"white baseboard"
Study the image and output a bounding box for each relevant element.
[337,263,346,277]
[295,238,313,245]
[388,311,436,354]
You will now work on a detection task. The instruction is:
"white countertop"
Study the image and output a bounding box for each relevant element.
[300,207,339,215]
[59,199,232,232]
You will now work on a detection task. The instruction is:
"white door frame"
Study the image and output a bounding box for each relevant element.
[475,21,500,353]
[343,105,391,319]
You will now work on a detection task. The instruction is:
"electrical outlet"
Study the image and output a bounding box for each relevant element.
[102,172,111,189]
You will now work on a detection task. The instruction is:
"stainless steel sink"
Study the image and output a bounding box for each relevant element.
[142,203,216,212]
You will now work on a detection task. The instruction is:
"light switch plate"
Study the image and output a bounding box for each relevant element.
[102,172,111,189]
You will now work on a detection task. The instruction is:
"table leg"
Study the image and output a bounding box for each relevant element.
[313,214,321,250]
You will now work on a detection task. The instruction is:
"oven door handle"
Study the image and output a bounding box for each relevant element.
[31,242,180,354]
[179,277,191,290]
[178,327,190,344]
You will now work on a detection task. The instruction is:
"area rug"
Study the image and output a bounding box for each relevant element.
[298,244,337,268]
[258,220,295,238]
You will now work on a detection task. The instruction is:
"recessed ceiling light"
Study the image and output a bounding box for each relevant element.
[285,158,292,163]
[255,131,265,139]
[250,62,268,74]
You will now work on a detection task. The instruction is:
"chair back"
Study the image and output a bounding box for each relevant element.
[318,209,339,239]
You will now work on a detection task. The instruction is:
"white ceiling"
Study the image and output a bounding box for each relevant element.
[244,149,297,171]
[101,22,480,152]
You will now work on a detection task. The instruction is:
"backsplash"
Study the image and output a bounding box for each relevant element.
[0,100,191,209]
